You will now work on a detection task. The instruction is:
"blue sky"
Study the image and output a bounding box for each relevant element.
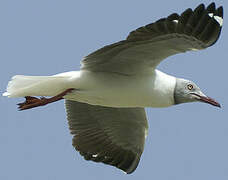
[1,0,228,179]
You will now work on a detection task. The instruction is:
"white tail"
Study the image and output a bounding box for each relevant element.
[3,75,70,98]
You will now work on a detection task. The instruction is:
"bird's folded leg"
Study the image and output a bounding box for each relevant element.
[17,88,75,111]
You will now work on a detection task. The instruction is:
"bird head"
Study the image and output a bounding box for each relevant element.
[174,78,221,108]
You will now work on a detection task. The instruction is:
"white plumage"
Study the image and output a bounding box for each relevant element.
[3,69,176,107]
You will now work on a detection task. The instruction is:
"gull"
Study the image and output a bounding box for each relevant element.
[3,3,223,174]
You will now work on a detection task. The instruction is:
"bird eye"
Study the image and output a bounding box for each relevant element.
[187,84,193,90]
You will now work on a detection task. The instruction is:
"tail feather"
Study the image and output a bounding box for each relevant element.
[3,75,70,98]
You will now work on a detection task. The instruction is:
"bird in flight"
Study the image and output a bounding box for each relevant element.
[3,2,223,174]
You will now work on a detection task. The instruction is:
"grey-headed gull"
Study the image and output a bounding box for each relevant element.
[3,2,223,174]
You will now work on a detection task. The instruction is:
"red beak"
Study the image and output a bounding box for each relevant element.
[191,93,221,108]
[198,95,221,108]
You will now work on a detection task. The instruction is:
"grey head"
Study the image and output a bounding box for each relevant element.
[174,78,221,108]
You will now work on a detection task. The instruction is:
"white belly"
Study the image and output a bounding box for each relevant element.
[64,70,176,108]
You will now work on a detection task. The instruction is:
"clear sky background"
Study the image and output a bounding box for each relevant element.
[1,0,228,180]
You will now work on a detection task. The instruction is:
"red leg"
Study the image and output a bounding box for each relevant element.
[18,88,75,111]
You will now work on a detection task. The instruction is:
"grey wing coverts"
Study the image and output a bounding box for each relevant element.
[81,3,223,75]
[65,100,148,174]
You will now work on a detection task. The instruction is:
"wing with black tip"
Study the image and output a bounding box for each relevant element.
[81,3,223,75]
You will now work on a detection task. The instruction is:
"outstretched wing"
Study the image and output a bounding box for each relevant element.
[65,100,148,174]
[81,3,223,75]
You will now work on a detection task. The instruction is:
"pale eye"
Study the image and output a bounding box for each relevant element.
[187,84,193,90]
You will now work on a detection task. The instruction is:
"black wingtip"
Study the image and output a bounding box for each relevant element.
[207,2,216,12]
[195,3,205,12]
[167,13,179,21]
[216,6,223,18]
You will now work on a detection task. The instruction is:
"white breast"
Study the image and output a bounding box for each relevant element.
[64,70,176,108]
